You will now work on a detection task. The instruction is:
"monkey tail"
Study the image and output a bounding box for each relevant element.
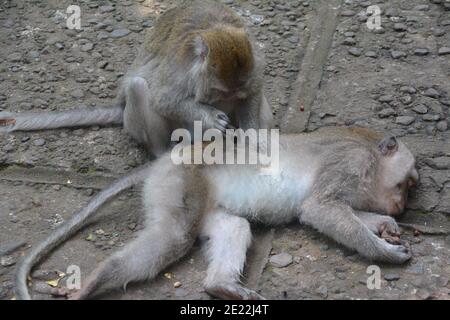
[14,163,152,300]
[0,106,123,132]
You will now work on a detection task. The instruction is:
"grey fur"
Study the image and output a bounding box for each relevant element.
[10,0,271,300]
[67,128,417,300]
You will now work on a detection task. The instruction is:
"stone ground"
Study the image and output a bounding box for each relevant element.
[0,0,449,300]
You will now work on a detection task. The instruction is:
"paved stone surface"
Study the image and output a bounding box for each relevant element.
[1,0,450,300]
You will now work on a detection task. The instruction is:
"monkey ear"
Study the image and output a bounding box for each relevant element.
[378,135,398,156]
[194,35,209,62]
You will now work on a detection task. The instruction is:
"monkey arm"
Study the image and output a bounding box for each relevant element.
[234,93,264,130]
[299,198,411,264]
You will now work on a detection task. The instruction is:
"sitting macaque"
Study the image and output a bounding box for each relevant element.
[16,127,418,300]
[7,0,272,299]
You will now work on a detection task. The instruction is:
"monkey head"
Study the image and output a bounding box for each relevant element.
[193,26,254,101]
[375,136,419,216]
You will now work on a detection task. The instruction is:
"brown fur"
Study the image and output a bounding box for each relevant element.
[203,27,254,89]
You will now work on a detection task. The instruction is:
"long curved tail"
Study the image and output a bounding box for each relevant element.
[0,106,123,132]
[14,163,152,300]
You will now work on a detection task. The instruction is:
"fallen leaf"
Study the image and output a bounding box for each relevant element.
[46,279,60,287]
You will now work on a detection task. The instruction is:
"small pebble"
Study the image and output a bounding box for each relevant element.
[384,273,400,281]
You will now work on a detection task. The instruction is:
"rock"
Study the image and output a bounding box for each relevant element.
[317,285,328,298]
[343,37,356,46]
[438,47,450,56]
[391,50,407,59]
[425,125,437,136]
[433,28,445,37]
[33,138,46,146]
[385,8,399,17]
[379,95,394,103]
[416,289,431,300]
[270,252,293,268]
[384,273,400,281]
[400,86,417,94]
[414,5,430,11]
[365,51,378,58]
[393,23,407,32]
[424,88,440,99]
[71,89,84,99]
[379,108,397,118]
[400,95,413,105]
[414,48,429,56]
[412,104,428,114]
[422,114,440,121]
[110,28,131,38]
[341,10,356,17]
[99,5,115,13]
[436,121,448,132]
[0,255,16,267]
[348,47,362,57]
[436,276,449,287]
[288,36,299,44]
[29,51,40,59]
[80,42,94,52]
[97,61,108,69]
[98,31,110,40]
[395,116,416,125]
[7,52,22,62]
[405,262,424,275]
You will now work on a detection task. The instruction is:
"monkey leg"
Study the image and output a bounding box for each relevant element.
[299,199,411,264]
[70,208,197,299]
[200,210,264,300]
[123,77,170,157]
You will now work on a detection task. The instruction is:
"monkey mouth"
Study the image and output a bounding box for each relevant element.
[0,118,16,126]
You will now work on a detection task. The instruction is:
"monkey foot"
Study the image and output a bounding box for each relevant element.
[205,283,266,300]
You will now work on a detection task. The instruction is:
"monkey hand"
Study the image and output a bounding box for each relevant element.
[206,110,235,134]
[369,236,412,264]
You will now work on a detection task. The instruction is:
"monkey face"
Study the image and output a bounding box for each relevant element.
[376,138,419,216]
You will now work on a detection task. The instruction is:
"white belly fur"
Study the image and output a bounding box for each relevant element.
[211,167,314,224]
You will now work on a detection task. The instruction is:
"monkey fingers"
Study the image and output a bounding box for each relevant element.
[214,112,232,133]
[380,227,411,250]
[379,221,400,237]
